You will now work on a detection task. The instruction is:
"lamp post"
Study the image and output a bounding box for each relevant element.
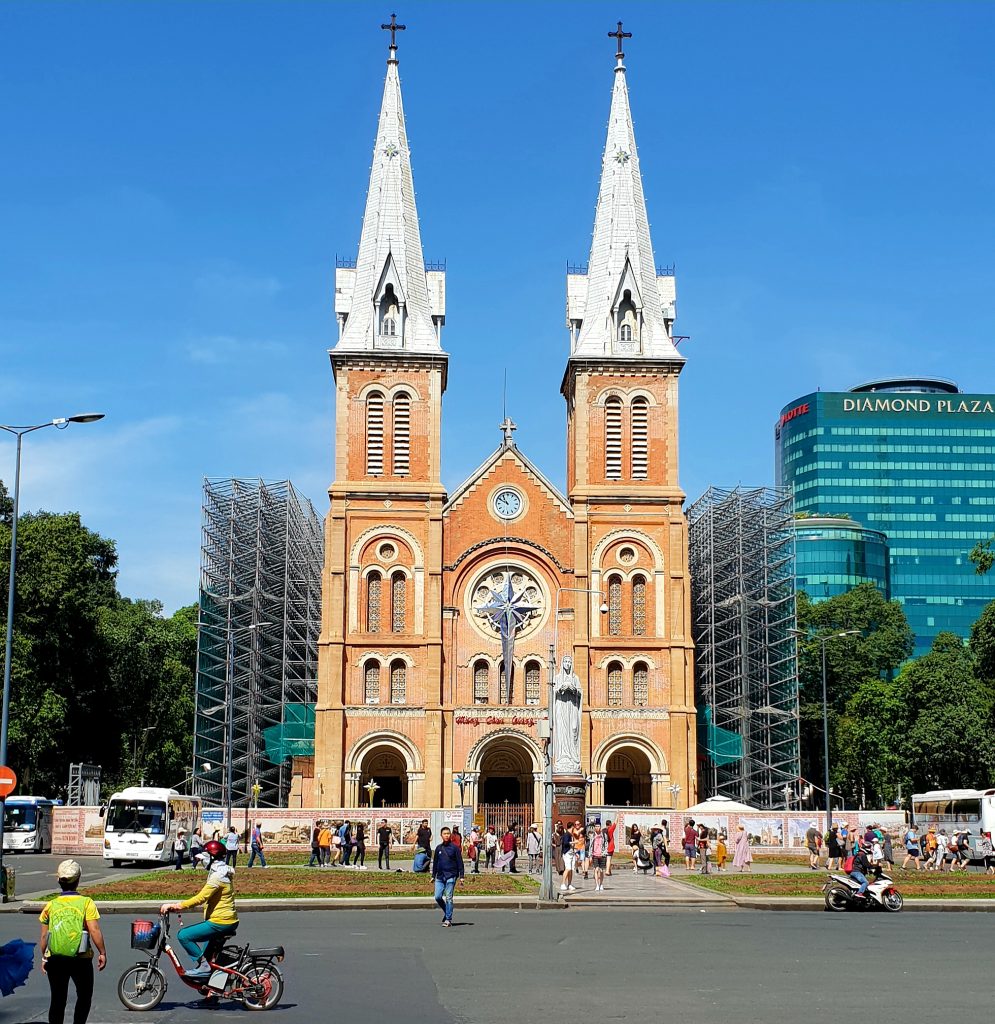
[791,628,859,829]
[132,726,154,786]
[0,413,104,894]
[541,586,609,903]
[195,620,269,829]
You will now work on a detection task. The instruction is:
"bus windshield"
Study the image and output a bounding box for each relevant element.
[105,800,166,835]
[3,806,36,832]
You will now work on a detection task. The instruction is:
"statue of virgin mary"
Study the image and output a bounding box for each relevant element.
[551,654,582,776]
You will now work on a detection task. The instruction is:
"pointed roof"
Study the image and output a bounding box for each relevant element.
[572,51,682,362]
[334,42,440,353]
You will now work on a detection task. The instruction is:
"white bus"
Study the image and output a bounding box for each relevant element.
[2,797,54,853]
[101,787,202,866]
[912,788,995,855]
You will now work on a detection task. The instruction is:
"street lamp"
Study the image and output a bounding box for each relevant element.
[0,413,104,892]
[194,620,270,829]
[791,628,860,829]
[541,586,609,903]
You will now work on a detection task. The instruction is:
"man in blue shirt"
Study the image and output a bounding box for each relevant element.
[431,827,465,927]
[338,820,353,867]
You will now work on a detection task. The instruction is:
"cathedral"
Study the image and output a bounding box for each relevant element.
[308,23,697,819]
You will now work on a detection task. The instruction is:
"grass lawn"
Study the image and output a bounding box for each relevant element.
[681,869,995,899]
[74,869,539,901]
[253,850,414,865]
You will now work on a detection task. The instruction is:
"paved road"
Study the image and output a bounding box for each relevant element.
[3,853,162,898]
[0,907,987,1022]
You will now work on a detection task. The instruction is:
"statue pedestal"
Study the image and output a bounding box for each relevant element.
[551,774,586,827]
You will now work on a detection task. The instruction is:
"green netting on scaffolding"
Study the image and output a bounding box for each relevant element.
[699,705,743,766]
[261,703,315,763]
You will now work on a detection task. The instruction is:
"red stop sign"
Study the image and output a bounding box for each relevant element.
[0,767,17,798]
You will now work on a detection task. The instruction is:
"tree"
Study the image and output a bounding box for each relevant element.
[970,600,995,693]
[970,537,994,576]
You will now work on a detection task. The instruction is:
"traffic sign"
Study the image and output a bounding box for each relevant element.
[0,767,17,798]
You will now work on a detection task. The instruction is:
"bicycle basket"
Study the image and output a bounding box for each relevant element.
[130,919,161,950]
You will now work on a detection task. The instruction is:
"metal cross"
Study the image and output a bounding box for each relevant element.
[608,20,632,60]
[381,13,406,48]
[476,574,540,697]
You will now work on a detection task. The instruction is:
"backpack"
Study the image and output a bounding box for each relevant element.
[47,895,89,957]
[843,855,855,873]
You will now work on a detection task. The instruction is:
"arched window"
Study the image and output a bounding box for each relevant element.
[392,391,410,476]
[632,574,647,636]
[499,661,510,705]
[607,576,623,637]
[616,290,638,352]
[389,659,406,704]
[364,662,381,705]
[633,662,649,707]
[607,661,623,707]
[367,571,382,633]
[525,660,541,706]
[391,571,406,633]
[631,397,648,480]
[605,396,622,480]
[473,660,489,705]
[366,391,385,476]
[379,284,401,343]
[619,323,632,342]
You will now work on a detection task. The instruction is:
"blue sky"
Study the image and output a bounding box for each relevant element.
[2,2,994,613]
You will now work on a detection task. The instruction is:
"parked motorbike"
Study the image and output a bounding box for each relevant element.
[823,871,903,912]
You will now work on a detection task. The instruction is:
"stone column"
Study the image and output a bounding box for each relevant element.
[591,772,607,805]
[465,772,481,811]
[345,771,362,808]
[532,772,545,826]
[407,771,425,808]
[651,773,669,807]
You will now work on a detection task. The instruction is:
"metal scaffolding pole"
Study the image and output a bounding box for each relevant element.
[193,479,323,807]
[688,486,800,809]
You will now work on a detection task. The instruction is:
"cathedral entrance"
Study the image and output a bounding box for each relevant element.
[603,747,652,806]
[359,746,409,807]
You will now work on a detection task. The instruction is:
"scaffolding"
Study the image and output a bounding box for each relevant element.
[67,764,102,806]
[193,479,323,808]
[688,486,800,809]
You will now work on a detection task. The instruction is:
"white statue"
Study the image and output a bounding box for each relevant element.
[551,654,582,776]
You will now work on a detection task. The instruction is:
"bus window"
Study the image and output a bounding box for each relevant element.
[3,806,36,832]
[105,801,166,834]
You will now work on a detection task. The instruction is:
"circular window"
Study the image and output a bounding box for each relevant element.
[618,546,636,565]
[378,542,397,562]
[466,564,547,642]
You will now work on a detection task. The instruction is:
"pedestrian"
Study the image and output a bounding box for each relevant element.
[526,824,542,873]
[190,828,205,869]
[224,825,239,867]
[173,829,187,871]
[952,828,971,871]
[467,826,481,874]
[881,829,894,871]
[246,821,267,868]
[922,825,938,870]
[377,819,393,870]
[416,819,433,858]
[308,822,323,867]
[329,826,342,866]
[559,822,577,892]
[979,833,995,875]
[697,822,711,874]
[318,821,333,867]
[352,822,366,868]
[500,825,519,873]
[715,833,728,872]
[683,820,697,869]
[805,821,821,870]
[589,822,609,892]
[605,818,616,876]
[901,824,922,872]
[552,821,565,876]
[630,823,643,852]
[431,827,465,927]
[39,859,107,1024]
[732,824,752,872]
[339,819,353,867]
[934,828,949,871]
[826,825,843,871]
[483,825,497,869]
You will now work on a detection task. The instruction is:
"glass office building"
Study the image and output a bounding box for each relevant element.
[776,378,995,655]
[794,517,889,602]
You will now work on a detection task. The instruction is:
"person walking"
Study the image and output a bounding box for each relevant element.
[338,819,353,867]
[526,824,542,873]
[922,825,938,870]
[605,818,616,876]
[732,824,753,871]
[483,826,497,869]
[683,820,697,870]
[500,825,519,873]
[246,821,267,868]
[190,828,205,869]
[881,828,895,871]
[559,822,577,892]
[431,827,464,927]
[715,833,728,872]
[224,825,239,867]
[173,829,188,871]
[589,822,609,892]
[901,824,922,871]
[825,825,843,871]
[308,822,322,867]
[376,819,393,870]
[318,821,332,867]
[697,822,711,874]
[353,822,367,868]
[39,859,107,1024]
[552,822,565,877]
[934,828,949,871]
[805,821,822,870]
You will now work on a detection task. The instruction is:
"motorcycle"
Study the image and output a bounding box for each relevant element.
[118,912,285,1011]
[823,870,903,912]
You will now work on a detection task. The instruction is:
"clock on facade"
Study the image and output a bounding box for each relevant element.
[492,488,523,520]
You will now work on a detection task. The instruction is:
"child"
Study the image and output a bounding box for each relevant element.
[716,833,728,872]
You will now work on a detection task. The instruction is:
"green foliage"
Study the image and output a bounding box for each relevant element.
[0,494,195,797]
[970,600,995,692]
[969,537,994,576]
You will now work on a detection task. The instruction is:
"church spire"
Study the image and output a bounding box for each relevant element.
[566,24,680,362]
[334,17,445,354]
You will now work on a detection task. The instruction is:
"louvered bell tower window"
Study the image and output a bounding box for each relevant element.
[366,392,385,476]
[605,397,623,479]
[631,397,648,479]
[393,392,410,475]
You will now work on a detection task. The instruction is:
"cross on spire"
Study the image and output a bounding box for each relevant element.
[381,13,405,56]
[608,20,632,62]
[499,417,517,446]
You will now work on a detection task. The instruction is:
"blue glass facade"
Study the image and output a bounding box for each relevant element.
[775,381,995,655]
[794,517,890,602]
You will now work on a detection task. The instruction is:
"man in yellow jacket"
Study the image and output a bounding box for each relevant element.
[160,839,238,978]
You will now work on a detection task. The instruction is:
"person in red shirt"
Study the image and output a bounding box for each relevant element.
[501,825,519,874]
[605,819,617,876]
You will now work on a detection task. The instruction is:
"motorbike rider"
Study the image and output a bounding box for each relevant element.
[848,840,880,899]
[160,839,238,977]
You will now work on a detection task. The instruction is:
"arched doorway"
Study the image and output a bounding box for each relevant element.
[603,747,652,806]
[359,746,409,807]
[479,740,534,805]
